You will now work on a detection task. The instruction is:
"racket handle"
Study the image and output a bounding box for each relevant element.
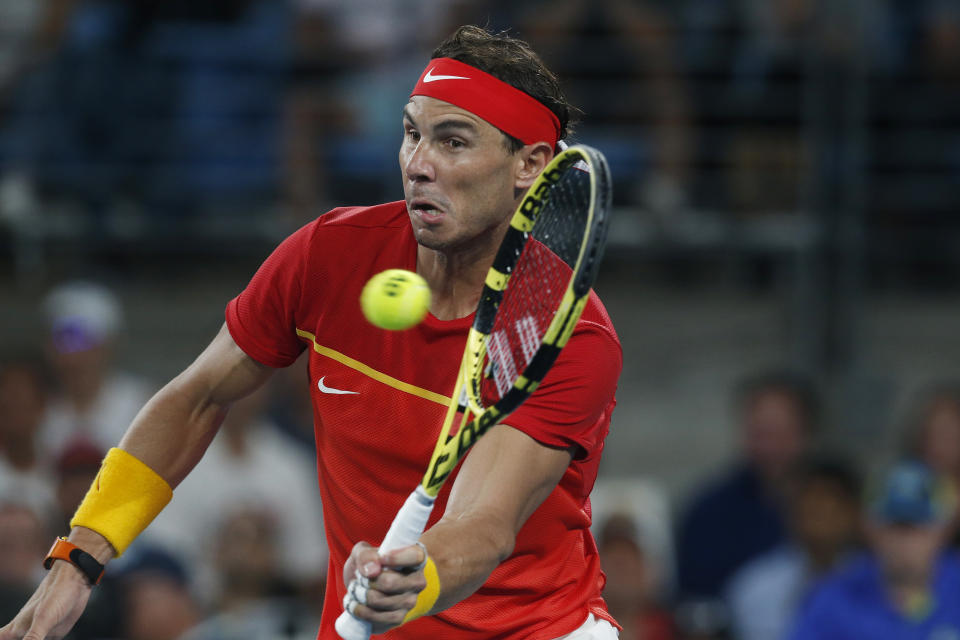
[334,611,371,640]
[335,486,436,640]
[380,485,436,552]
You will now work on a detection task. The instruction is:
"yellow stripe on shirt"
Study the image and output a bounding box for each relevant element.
[296,328,451,407]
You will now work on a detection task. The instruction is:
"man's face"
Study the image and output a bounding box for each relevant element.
[0,369,45,441]
[742,390,808,480]
[792,479,859,557]
[400,96,521,253]
[0,504,45,586]
[869,521,946,583]
[919,400,960,475]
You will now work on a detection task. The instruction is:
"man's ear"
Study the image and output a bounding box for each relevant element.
[514,142,554,190]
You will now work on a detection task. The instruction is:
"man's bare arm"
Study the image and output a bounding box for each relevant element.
[0,323,273,640]
[344,424,573,631]
[423,425,574,611]
[119,323,273,488]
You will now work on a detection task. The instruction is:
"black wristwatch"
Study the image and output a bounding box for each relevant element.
[43,537,105,586]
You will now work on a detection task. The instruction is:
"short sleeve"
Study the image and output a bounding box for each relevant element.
[501,318,622,457]
[225,221,315,367]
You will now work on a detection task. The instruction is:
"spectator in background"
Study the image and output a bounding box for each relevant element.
[878,0,960,231]
[599,512,675,640]
[789,461,960,639]
[145,385,326,609]
[39,280,152,458]
[0,502,47,621]
[181,507,320,640]
[907,385,960,494]
[519,0,692,211]
[722,0,822,217]
[726,454,862,640]
[115,547,201,640]
[0,0,76,171]
[676,370,819,601]
[904,384,960,546]
[0,355,55,519]
[281,1,359,224]
[283,0,475,215]
[51,440,103,533]
[673,600,730,640]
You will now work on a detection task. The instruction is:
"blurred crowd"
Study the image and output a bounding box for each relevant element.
[0,280,326,639]
[0,0,957,237]
[2,0,960,639]
[592,372,960,640]
[5,280,960,639]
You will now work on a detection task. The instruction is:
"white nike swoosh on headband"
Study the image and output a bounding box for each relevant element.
[317,376,359,395]
[423,68,470,82]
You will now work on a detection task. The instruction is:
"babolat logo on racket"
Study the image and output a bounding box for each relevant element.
[426,410,501,490]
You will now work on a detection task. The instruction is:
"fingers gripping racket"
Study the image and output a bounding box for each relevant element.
[336,144,612,640]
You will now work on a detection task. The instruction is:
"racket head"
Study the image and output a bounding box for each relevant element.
[464,144,612,418]
[420,144,612,496]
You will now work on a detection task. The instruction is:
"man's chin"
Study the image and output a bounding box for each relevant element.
[413,228,451,251]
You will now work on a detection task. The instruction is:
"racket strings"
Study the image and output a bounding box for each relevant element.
[481,166,592,405]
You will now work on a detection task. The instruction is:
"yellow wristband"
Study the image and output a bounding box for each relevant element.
[70,448,173,557]
[402,555,441,624]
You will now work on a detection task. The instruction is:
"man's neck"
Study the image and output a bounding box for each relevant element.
[417,229,505,321]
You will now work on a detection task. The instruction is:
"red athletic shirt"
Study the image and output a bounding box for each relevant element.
[225,201,622,639]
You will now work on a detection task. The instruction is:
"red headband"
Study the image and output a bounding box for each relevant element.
[410,57,561,148]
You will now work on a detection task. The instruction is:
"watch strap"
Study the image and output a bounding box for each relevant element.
[44,537,105,586]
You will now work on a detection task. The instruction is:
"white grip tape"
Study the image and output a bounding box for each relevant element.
[335,486,437,640]
[380,485,436,552]
[335,609,369,640]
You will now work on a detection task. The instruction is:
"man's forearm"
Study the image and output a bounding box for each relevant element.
[418,511,515,614]
[61,377,228,564]
[413,426,572,616]
[71,325,272,553]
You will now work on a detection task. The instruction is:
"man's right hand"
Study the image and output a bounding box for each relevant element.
[0,561,93,640]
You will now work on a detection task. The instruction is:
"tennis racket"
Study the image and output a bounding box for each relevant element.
[335,143,612,640]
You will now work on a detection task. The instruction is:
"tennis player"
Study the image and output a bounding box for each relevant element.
[1,25,622,640]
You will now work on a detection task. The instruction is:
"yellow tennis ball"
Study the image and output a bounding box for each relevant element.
[360,269,431,331]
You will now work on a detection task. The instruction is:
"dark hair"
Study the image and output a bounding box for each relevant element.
[431,25,577,151]
[735,369,821,433]
[791,453,862,504]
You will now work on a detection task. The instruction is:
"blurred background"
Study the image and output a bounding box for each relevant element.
[2,0,960,638]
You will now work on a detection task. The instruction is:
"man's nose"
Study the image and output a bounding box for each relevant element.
[404,140,436,182]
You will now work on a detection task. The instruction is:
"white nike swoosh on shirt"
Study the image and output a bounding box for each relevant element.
[423,68,470,83]
[317,376,359,395]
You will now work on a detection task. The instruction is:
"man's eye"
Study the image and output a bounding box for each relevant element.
[406,129,420,141]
